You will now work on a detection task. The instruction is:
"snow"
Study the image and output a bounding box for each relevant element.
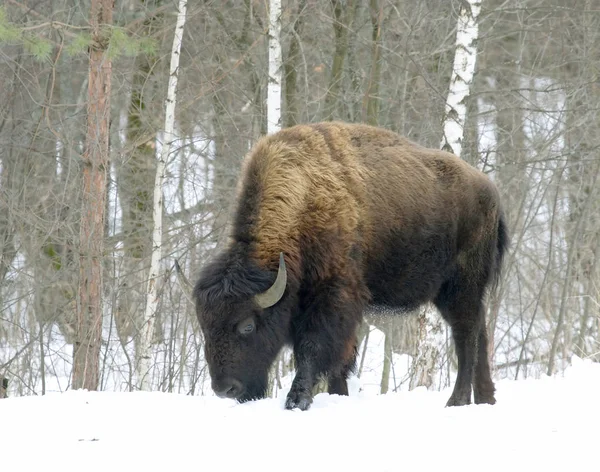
[1,357,598,472]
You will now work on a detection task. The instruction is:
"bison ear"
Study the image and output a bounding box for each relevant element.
[254,252,287,309]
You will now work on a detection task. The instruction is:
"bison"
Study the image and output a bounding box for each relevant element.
[193,121,508,410]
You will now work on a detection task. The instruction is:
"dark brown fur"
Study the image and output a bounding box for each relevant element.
[194,122,508,410]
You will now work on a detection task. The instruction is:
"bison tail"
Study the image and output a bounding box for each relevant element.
[492,212,509,289]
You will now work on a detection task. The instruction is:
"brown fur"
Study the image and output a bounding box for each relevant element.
[195,121,507,410]
[235,122,499,280]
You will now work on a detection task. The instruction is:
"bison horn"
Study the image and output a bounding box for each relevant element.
[254,252,287,308]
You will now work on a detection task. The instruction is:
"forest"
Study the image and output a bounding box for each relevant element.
[0,0,599,399]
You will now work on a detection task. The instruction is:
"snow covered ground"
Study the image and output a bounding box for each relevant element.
[1,357,598,472]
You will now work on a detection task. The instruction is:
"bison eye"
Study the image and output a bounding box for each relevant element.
[238,318,255,335]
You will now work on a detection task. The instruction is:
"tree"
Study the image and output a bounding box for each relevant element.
[411,0,482,391]
[73,0,113,391]
[116,1,164,345]
[439,1,481,156]
[207,1,264,247]
[283,0,307,127]
[267,0,283,134]
[363,0,383,125]
[136,0,188,391]
[323,0,356,121]
[0,376,7,398]
[547,0,600,373]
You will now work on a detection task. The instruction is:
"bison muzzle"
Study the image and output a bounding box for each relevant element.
[193,122,508,410]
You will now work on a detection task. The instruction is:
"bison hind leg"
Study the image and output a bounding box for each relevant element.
[328,338,358,396]
[328,375,349,396]
[327,359,355,396]
[473,324,496,405]
[435,272,495,407]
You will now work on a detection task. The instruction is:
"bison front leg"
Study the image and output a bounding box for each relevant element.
[286,285,362,411]
[286,337,339,411]
[285,357,318,411]
[285,345,355,410]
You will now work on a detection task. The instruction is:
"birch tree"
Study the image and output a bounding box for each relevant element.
[265,0,290,395]
[136,0,188,391]
[116,4,164,344]
[411,0,482,391]
[439,1,481,156]
[284,0,307,127]
[267,0,282,134]
[73,0,113,391]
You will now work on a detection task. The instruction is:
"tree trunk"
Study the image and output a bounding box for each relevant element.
[363,0,383,125]
[345,2,363,122]
[73,0,113,391]
[439,1,481,156]
[548,165,600,375]
[561,0,600,363]
[137,0,188,391]
[410,306,443,390]
[283,0,306,127]
[267,0,282,135]
[0,154,16,287]
[410,0,482,391]
[0,377,7,399]
[117,3,163,344]
[357,323,370,379]
[323,0,355,121]
[208,1,261,247]
[380,324,392,394]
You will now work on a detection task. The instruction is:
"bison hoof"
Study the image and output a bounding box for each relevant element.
[474,394,496,405]
[445,395,471,407]
[285,390,313,411]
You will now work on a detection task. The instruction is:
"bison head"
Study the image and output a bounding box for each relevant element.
[194,252,289,402]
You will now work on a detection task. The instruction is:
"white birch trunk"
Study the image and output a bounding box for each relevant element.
[410,305,444,390]
[267,0,283,134]
[137,0,188,391]
[411,0,482,390]
[440,1,482,156]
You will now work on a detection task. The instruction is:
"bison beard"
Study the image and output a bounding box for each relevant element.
[194,122,508,411]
